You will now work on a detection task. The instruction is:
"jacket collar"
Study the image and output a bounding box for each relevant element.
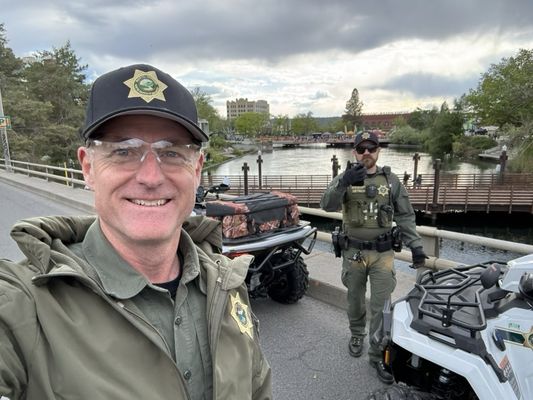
[81,220,203,300]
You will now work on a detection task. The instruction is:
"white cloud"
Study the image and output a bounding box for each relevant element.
[1,0,532,117]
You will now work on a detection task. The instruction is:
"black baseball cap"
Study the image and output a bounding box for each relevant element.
[354,131,380,147]
[81,64,209,143]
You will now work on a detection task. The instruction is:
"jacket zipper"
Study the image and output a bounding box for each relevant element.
[208,261,229,398]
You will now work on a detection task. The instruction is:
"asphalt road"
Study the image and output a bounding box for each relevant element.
[0,180,386,399]
[0,181,91,262]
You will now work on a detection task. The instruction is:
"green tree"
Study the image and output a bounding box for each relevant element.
[0,23,23,88]
[466,48,533,127]
[291,112,318,135]
[272,114,289,136]
[389,125,428,145]
[342,88,363,131]
[234,112,269,137]
[452,135,497,159]
[324,118,346,134]
[23,42,89,127]
[191,87,225,134]
[504,119,533,172]
[0,29,89,164]
[426,103,464,157]
[407,107,438,130]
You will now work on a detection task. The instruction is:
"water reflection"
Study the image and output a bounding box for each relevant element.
[210,144,496,176]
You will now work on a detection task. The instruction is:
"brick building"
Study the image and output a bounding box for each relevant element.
[361,112,411,133]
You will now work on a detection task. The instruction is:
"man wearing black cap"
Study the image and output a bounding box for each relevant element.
[321,131,427,384]
[0,65,271,399]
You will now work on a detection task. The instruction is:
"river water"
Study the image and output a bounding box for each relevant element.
[210,144,498,177]
[208,144,533,261]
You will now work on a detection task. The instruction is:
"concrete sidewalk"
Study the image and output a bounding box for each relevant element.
[0,170,417,310]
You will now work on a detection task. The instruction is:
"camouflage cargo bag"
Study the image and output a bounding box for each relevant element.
[205,191,300,239]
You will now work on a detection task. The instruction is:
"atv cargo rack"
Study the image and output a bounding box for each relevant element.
[408,261,509,383]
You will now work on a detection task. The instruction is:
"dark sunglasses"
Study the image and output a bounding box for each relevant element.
[355,145,378,155]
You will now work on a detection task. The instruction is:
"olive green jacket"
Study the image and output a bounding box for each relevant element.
[0,215,272,399]
[320,166,423,248]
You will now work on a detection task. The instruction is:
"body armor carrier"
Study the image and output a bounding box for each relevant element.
[342,169,393,240]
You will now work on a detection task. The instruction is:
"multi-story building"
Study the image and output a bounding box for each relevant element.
[226,98,270,119]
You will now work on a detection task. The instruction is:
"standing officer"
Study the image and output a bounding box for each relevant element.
[320,131,427,384]
[0,64,271,399]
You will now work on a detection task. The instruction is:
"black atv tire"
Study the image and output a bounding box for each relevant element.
[267,254,309,304]
[366,384,437,400]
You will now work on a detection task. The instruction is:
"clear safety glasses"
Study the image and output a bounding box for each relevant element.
[88,138,201,170]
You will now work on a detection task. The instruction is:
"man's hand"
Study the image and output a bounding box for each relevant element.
[411,246,428,269]
[340,163,367,187]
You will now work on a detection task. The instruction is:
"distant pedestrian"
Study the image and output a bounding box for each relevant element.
[402,171,410,186]
[415,174,422,188]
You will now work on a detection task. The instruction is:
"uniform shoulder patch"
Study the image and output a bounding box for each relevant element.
[230,292,254,339]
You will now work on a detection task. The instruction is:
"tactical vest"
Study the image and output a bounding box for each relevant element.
[342,169,394,240]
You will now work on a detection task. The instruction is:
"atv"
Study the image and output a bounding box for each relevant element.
[194,183,317,304]
[368,254,533,400]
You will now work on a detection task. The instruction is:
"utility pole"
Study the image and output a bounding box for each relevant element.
[0,87,12,171]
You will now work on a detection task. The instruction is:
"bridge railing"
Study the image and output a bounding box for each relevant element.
[0,158,86,188]
[3,159,531,212]
[2,159,533,266]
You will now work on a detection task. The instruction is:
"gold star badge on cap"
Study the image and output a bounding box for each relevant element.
[123,69,168,103]
[230,292,254,339]
[362,132,370,139]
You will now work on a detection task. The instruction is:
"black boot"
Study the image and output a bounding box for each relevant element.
[348,336,363,357]
[369,360,393,384]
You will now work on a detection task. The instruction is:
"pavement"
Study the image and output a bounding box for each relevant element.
[0,169,417,310]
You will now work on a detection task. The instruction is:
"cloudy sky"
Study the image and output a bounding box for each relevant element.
[1,0,532,118]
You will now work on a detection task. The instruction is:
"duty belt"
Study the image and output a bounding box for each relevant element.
[342,232,393,253]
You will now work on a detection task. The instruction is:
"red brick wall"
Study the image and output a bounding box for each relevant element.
[361,113,411,132]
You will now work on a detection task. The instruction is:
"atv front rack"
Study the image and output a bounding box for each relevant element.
[408,261,510,383]
[414,261,506,337]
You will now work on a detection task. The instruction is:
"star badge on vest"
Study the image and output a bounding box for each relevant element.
[123,69,168,103]
[230,292,254,339]
[378,184,390,197]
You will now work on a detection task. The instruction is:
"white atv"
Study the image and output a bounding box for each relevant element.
[368,254,533,400]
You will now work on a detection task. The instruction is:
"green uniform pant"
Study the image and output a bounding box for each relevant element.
[341,248,396,362]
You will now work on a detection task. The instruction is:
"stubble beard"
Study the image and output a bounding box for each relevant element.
[361,156,376,169]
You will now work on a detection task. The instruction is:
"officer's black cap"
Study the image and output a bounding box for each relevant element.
[81,64,208,143]
[354,131,380,147]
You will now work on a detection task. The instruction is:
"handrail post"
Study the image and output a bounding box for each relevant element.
[257,151,263,189]
[242,162,250,195]
[432,159,441,209]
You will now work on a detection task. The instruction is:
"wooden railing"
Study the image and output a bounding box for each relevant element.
[201,172,533,213]
[2,158,532,214]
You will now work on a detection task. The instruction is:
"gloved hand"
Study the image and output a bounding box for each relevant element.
[340,163,367,187]
[411,246,428,269]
